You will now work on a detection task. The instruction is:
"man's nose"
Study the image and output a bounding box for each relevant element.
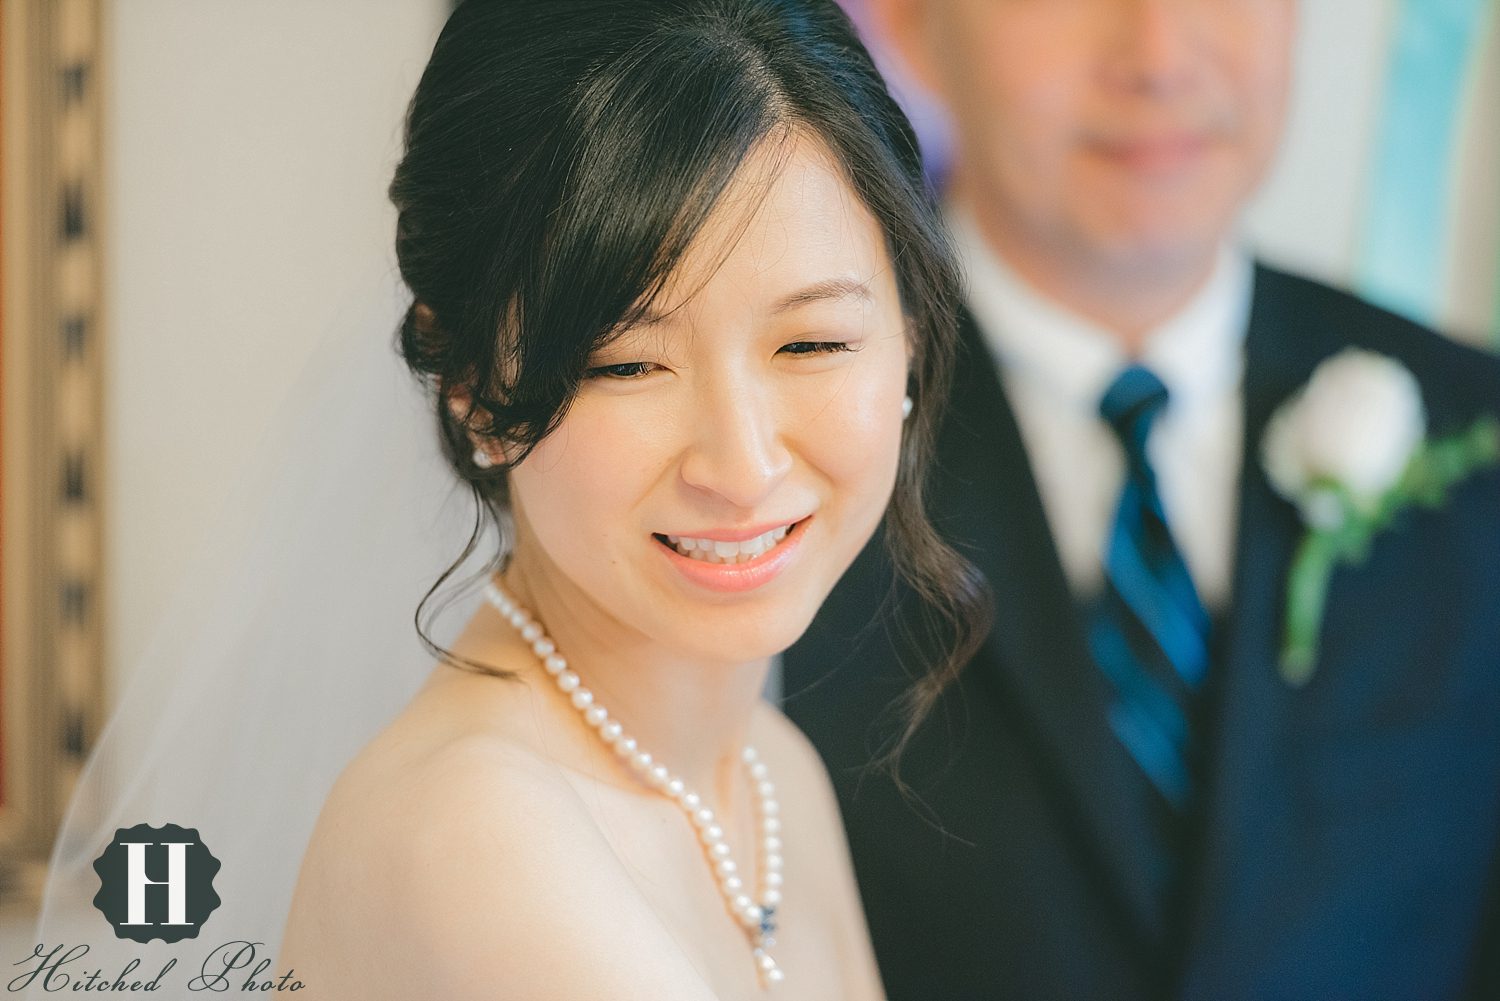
[677,376,793,511]
[1102,0,1203,99]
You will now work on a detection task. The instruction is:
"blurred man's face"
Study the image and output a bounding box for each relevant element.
[877,0,1296,275]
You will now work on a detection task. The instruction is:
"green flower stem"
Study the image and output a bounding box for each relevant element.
[1277,415,1500,686]
[1281,531,1338,686]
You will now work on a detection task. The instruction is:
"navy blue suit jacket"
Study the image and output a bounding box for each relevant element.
[782,265,1500,1001]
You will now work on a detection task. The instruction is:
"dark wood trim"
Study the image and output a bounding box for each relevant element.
[0,0,106,907]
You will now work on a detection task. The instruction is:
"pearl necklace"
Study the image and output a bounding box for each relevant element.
[483,580,786,988]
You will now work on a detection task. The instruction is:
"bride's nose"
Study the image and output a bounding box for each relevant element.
[677,374,793,509]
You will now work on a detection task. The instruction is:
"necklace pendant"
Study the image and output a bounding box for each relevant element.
[484,581,789,989]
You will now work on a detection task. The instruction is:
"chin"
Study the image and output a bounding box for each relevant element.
[1085,209,1229,273]
[1079,172,1242,255]
[658,593,823,667]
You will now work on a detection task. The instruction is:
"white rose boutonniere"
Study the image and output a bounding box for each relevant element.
[1261,348,1500,686]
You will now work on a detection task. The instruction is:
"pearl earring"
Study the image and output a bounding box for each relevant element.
[901,395,913,420]
[472,446,494,469]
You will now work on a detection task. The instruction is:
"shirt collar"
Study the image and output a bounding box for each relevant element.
[944,199,1253,416]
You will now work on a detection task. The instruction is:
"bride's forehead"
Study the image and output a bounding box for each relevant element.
[646,137,890,315]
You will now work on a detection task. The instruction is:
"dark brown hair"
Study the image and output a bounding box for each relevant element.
[389,0,991,780]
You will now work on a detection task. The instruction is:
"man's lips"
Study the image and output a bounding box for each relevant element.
[1089,133,1213,173]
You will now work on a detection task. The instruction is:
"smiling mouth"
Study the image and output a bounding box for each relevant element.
[652,519,808,565]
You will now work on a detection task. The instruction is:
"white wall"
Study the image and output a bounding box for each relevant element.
[1242,0,1394,296]
[104,0,448,687]
[1244,0,1498,343]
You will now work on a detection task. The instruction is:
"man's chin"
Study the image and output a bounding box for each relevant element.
[1080,219,1229,281]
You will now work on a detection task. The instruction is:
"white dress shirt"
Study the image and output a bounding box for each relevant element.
[944,201,1253,612]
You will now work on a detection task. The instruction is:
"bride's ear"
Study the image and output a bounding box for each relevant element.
[445,385,508,469]
[445,384,476,425]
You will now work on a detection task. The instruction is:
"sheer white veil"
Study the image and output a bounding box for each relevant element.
[29,263,494,976]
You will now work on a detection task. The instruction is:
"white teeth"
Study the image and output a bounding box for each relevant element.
[664,522,799,564]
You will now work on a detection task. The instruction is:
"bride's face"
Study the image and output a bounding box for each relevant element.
[506,132,910,664]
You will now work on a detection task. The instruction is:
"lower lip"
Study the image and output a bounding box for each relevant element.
[654,518,810,594]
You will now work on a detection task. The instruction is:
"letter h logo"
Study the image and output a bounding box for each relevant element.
[92,822,223,943]
[120,839,194,926]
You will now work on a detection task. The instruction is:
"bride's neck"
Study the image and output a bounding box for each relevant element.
[497,558,772,815]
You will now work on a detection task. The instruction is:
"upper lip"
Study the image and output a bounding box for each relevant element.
[658,517,807,543]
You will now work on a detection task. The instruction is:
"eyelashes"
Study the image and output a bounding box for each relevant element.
[776,340,858,357]
[583,341,857,381]
[585,361,655,380]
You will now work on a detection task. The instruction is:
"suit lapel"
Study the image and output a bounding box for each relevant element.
[1180,264,1341,961]
[935,309,1178,947]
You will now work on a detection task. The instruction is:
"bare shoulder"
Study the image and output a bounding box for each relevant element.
[281,720,717,1000]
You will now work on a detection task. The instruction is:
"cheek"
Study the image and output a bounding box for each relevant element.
[968,53,1091,216]
[990,14,1090,129]
[792,356,907,516]
[1242,56,1293,164]
[989,77,1074,182]
[508,414,660,565]
[941,5,1084,170]
[1222,7,1297,169]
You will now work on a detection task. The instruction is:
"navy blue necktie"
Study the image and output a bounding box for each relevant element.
[1088,365,1212,816]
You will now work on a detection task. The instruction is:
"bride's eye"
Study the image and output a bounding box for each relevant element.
[778,341,857,356]
[584,361,656,380]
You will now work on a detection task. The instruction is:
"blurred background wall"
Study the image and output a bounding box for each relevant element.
[105,0,447,685]
[0,0,445,947]
[1248,0,1498,341]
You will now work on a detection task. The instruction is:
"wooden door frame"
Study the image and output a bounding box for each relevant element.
[0,0,106,907]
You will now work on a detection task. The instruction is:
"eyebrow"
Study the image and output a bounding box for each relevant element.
[769,276,874,315]
[629,276,873,327]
